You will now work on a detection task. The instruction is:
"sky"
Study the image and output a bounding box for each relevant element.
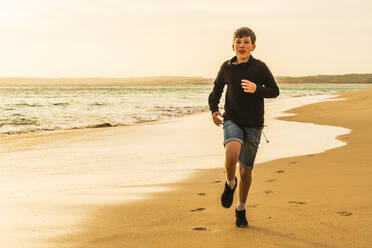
[1,0,371,78]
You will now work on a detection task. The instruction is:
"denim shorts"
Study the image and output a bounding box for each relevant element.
[223,120,262,169]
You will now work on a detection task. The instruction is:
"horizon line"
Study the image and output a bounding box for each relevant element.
[0,73,371,80]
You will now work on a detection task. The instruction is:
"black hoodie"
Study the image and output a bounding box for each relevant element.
[208,55,279,128]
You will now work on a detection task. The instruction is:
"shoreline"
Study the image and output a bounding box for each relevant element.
[48,88,372,248]
[1,94,345,154]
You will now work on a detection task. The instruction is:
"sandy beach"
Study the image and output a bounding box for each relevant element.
[2,89,372,248]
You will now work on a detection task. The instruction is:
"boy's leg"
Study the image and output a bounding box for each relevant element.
[238,165,252,204]
[220,140,241,208]
[224,141,242,182]
[221,120,244,208]
[235,164,252,227]
[237,127,261,206]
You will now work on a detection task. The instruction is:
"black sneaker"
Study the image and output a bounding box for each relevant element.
[221,177,237,208]
[235,209,248,227]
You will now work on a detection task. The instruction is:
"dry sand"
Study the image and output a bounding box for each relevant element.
[41,89,372,248]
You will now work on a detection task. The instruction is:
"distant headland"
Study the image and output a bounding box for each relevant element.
[0,74,371,86]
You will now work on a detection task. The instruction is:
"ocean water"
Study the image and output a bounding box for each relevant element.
[0,84,371,135]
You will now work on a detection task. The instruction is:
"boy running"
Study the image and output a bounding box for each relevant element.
[208,27,279,227]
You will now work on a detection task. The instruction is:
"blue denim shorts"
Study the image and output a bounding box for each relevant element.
[223,120,262,169]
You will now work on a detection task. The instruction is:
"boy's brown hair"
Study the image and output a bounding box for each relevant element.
[233,27,256,44]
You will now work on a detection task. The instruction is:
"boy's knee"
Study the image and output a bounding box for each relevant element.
[225,140,241,166]
[239,165,252,180]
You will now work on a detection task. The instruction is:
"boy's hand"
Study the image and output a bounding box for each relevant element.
[241,80,256,93]
[212,111,223,126]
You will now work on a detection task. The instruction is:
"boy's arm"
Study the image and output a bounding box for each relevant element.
[255,63,280,98]
[208,64,226,113]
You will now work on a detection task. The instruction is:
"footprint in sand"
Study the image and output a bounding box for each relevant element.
[264,190,274,194]
[288,201,307,205]
[247,203,261,208]
[190,208,206,212]
[276,170,285,173]
[337,211,352,216]
[197,192,206,196]
[193,227,208,231]
[289,161,297,164]
[212,180,222,184]
[265,179,277,182]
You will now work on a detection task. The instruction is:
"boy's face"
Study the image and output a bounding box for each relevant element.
[232,36,256,60]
